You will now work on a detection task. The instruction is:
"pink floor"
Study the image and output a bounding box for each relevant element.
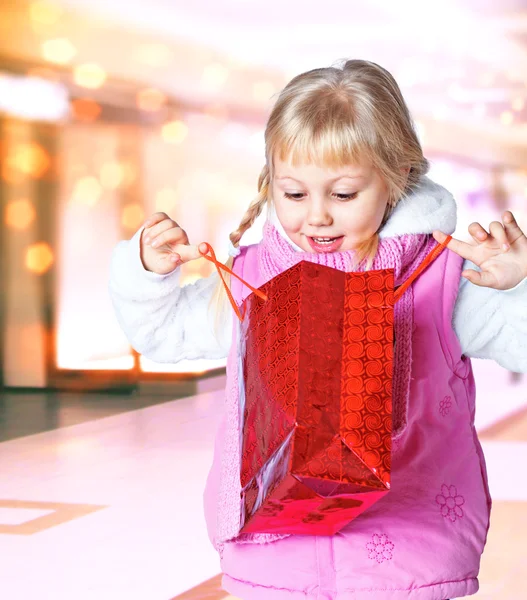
[0,359,525,599]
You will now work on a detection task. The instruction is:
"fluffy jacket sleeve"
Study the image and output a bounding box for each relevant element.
[108,227,231,363]
[453,259,527,373]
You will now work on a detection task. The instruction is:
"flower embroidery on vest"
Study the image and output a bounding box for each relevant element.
[436,484,465,522]
[439,395,452,417]
[366,533,394,563]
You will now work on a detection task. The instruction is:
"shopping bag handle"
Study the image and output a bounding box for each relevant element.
[200,234,452,320]
[394,235,452,302]
[199,243,268,322]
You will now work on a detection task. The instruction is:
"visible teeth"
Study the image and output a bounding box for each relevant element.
[313,237,336,243]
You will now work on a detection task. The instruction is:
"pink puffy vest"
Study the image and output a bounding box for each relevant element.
[203,242,491,600]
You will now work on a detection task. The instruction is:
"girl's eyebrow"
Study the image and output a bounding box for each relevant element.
[275,175,365,183]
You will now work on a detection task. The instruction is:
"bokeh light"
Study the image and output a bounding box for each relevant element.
[5,199,36,230]
[121,204,144,230]
[73,63,107,89]
[25,242,54,274]
[71,98,102,122]
[161,120,188,144]
[71,176,102,206]
[41,38,76,65]
[30,1,63,25]
[6,142,51,179]
[100,162,124,190]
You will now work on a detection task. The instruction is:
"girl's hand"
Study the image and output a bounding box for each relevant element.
[432,211,527,290]
[140,212,208,275]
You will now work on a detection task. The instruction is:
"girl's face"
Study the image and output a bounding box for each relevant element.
[271,156,390,253]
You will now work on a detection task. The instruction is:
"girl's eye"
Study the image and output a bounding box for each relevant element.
[334,193,358,201]
[283,192,358,201]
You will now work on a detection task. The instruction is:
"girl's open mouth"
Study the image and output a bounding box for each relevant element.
[306,236,345,253]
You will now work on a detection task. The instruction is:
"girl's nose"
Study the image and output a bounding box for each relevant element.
[307,203,333,227]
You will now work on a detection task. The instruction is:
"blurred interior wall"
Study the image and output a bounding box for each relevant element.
[1,117,57,387]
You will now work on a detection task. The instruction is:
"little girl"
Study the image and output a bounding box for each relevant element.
[109,59,527,599]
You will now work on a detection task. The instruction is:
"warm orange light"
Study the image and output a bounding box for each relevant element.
[71,176,102,206]
[121,162,137,186]
[100,162,123,190]
[27,66,60,81]
[7,142,51,179]
[73,63,107,89]
[26,242,54,274]
[161,120,188,144]
[42,38,76,65]
[5,199,36,230]
[71,98,102,122]
[30,1,63,25]
[121,204,144,230]
[137,88,166,112]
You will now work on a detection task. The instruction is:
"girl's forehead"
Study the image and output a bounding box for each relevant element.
[272,155,372,183]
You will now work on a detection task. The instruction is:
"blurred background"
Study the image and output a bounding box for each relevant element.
[0,1,526,599]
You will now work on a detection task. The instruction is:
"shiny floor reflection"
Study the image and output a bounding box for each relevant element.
[0,360,525,599]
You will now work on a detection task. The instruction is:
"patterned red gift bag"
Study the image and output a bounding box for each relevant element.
[238,261,393,535]
[198,236,451,537]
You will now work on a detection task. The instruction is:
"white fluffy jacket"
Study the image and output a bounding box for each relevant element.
[109,177,527,373]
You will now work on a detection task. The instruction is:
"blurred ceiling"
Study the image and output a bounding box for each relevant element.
[0,0,526,165]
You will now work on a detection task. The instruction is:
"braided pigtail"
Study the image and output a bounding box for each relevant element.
[208,164,271,337]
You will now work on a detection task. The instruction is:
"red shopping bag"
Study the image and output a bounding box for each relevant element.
[199,236,451,536]
[238,261,393,535]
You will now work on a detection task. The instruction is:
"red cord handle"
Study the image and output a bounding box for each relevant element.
[199,243,268,321]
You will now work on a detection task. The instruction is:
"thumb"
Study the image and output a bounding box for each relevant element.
[461,268,495,288]
[171,243,203,263]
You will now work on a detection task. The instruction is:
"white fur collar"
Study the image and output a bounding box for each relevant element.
[268,175,457,249]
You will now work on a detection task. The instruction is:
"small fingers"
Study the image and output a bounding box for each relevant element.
[488,220,510,251]
[503,210,525,243]
[149,226,188,249]
[468,222,488,243]
[432,230,477,263]
[143,218,179,244]
[143,212,171,229]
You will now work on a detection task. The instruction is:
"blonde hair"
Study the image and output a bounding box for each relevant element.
[208,59,429,327]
